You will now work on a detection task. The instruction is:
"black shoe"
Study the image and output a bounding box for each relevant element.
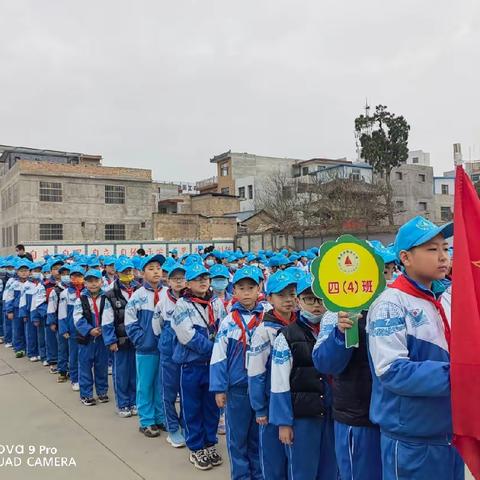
[155,423,167,432]
[97,395,109,403]
[189,449,212,470]
[205,445,223,467]
[57,373,68,383]
[139,426,160,438]
[81,397,96,406]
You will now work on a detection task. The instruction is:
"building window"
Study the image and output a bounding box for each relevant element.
[221,187,230,195]
[238,186,246,199]
[302,167,309,176]
[248,185,253,199]
[40,224,63,241]
[412,157,419,164]
[220,163,229,177]
[141,221,146,228]
[395,200,405,209]
[418,174,426,182]
[441,206,452,221]
[395,172,403,180]
[39,182,62,202]
[105,224,126,240]
[418,202,428,211]
[158,207,168,214]
[350,169,361,181]
[441,184,449,195]
[105,185,125,204]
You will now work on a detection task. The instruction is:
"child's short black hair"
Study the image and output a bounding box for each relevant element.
[16,244,25,251]
[136,248,146,256]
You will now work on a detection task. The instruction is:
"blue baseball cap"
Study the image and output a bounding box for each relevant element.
[140,254,166,271]
[162,257,177,274]
[374,246,397,265]
[103,256,116,266]
[58,264,71,273]
[88,257,101,268]
[232,265,261,285]
[84,269,102,280]
[394,216,453,259]
[115,257,134,273]
[266,270,297,295]
[16,259,32,270]
[167,262,186,278]
[41,263,51,274]
[297,274,314,295]
[285,266,307,283]
[185,263,210,281]
[209,264,230,279]
[184,254,203,267]
[69,265,85,276]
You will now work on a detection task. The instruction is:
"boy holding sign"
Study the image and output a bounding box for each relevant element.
[367,216,464,480]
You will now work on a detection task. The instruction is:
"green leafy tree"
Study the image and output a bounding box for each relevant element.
[355,104,410,225]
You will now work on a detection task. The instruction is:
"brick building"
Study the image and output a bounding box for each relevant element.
[0,146,154,253]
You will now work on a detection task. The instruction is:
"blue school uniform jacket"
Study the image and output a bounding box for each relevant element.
[124,284,163,355]
[171,294,226,365]
[58,287,83,336]
[73,290,105,339]
[367,277,453,443]
[209,302,264,393]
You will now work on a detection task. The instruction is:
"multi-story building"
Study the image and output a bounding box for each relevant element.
[433,175,455,223]
[0,145,154,254]
[406,150,431,166]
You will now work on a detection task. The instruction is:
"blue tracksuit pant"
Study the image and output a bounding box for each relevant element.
[78,338,109,399]
[68,336,79,383]
[57,331,69,374]
[334,421,381,480]
[381,433,464,480]
[45,324,58,364]
[25,320,39,358]
[225,385,262,480]
[159,322,181,433]
[36,319,46,361]
[136,353,165,428]
[259,422,287,479]
[112,346,136,409]
[3,311,12,344]
[180,363,219,451]
[12,310,26,352]
[0,305,3,338]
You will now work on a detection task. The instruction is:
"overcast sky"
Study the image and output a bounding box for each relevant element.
[1,1,479,182]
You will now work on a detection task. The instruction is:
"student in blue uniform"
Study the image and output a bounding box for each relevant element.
[46,264,70,377]
[1,258,17,348]
[73,269,109,406]
[156,261,187,447]
[58,265,85,389]
[172,263,226,471]
[270,273,338,480]
[247,270,298,480]
[210,265,263,480]
[101,257,140,417]
[125,254,166,437]
[367,216,464,480]
[4,259,31,358]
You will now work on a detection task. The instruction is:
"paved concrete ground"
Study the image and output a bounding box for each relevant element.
[0,346,473,480]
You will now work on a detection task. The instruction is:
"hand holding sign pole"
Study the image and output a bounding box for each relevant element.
[310,235,385,348]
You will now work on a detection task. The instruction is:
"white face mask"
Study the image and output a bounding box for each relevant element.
[301,310,323,324]
[61,275,71,284]
[31,272,43,281]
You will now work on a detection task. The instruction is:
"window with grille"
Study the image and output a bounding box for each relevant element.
[40,182,62,202]
[395,172,403,180]
[395,200,405,209]
[248,185,253,199]
[40,224,63,241]
[105,185,125,204]
[238,187,246,199]
[418,174,426,182]
[441,184,449,195]
[105,224,126,240]
[441,207,452,221]
[418,202,428,211]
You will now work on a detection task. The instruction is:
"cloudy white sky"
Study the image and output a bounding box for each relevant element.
[1,1,479,181]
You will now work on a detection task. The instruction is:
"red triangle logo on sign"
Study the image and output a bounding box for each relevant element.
[344,256,352,265]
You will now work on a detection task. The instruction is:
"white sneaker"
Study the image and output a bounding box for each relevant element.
[117,407,132,418]
[29,356,40,362]
[108,365,113,375]
[42,360,49,367]
[72,383,80,391]
[5,343,12,349]
[130,405,138,416]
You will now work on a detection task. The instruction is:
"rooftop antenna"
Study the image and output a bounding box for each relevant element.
[453,143,463,166]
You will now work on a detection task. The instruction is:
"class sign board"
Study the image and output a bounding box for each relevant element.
[310,235,385,348]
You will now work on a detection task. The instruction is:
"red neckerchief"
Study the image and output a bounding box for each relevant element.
[91,295,101,328]
[232,308,264,349]
[183,289,216,327]
[153,288,160,306]
[74,286,83,299]
[167,289,178,305]
[271,309,296,326]
[258,293,266,302]
[389,275,451,349]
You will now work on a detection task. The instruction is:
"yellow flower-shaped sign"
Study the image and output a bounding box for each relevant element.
[310,234,385,312]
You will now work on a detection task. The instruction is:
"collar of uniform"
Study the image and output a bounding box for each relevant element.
[403,274,437,299]
[230,301,263,315]
[143,282,162,293]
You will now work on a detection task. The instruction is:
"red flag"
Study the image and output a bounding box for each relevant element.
[451,164,480,479]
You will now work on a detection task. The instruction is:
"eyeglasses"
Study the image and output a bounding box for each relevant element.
[170,277,185,282]
[300,296,323,306]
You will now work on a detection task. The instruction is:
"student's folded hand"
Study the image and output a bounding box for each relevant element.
[337,311,355,334]
[109,343,119,352]
[63,333,70,339]
[90,327,102,337]
[33,321,40,327]
[7,313,13,320]
[279,426,294,445]
[215,393,226,408]
[50,324,57,332]
[256,416,268,425]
